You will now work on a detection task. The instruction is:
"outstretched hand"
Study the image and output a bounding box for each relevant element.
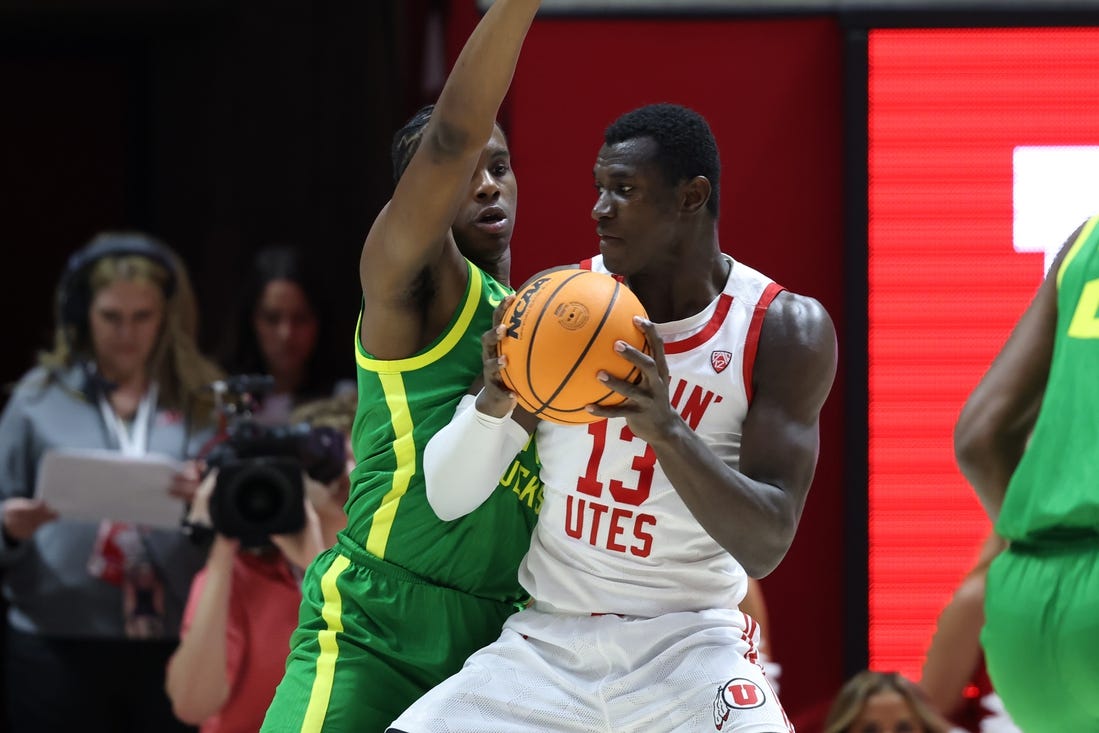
[586,317,678,443]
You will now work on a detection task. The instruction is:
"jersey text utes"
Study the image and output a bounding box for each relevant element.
[565,377,724,556]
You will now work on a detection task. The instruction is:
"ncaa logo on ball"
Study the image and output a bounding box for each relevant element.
[504,275,552,340]
[554,301,590,330]
[719,678,765,709]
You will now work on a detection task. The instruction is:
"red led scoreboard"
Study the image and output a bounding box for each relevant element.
[866,27,1099,679]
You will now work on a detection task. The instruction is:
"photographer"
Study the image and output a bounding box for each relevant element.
[165,393,353,732]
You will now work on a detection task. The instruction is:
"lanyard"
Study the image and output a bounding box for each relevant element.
[98,383,158,457]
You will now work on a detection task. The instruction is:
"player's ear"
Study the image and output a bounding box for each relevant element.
[681,176,711,215]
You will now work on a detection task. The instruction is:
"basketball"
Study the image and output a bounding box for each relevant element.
[497,268,649,425]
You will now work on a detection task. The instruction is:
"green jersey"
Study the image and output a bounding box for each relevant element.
[997,215,1099,542]
[345,260,541,603]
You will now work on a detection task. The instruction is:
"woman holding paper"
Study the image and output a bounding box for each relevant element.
[0,231,223,733]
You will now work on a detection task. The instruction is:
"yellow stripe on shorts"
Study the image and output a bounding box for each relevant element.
[301,553,352,733]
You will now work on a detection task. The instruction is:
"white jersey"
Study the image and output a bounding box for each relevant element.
[518,254,785,617]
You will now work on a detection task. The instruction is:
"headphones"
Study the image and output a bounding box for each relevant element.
[57,232,180,338]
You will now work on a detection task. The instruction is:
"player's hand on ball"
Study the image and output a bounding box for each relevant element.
[475,295,519,418]
[587,317,676,443]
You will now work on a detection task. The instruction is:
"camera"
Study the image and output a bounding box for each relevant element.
[202,376,347,548]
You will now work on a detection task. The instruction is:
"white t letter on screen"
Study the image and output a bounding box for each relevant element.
[1013,145,1099,275]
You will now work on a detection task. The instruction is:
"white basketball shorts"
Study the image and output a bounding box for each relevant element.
[388,605,792,732]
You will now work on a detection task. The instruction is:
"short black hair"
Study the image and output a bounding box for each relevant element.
[390,105,510,186]
[391,104,436,185]
[604,103,721,216]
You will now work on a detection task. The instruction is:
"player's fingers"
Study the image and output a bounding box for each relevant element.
[586,403,617,419]
[492,295,515,328]
[482,323,502,352]
[485,352,508,380]
[612,339,657,373]
[586,404,614,419]
[483,324,508,375]
[598,371,645,401]
[585,401,638,420]
[634,317,670,383]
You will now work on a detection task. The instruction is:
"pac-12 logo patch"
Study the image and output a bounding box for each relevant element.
[711,350,732,373]
[713,678,766,729]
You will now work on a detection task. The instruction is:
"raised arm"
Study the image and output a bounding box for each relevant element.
[953,223,1082,521]
[594,294,837,577]
[359,0,540,359]
[165,537,234,725]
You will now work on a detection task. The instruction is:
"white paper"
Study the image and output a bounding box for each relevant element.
[35,448,187,528]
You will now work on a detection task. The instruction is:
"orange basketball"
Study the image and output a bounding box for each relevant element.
[498,268,649,425]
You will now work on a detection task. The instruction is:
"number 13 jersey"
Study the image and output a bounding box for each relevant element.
[520,254,785,618]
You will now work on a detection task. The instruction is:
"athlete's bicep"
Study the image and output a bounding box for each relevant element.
[360,189,469,306]
[738,294,837,514]
[359,202,469,358]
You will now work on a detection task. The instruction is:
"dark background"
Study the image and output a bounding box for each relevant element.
[2,0,449,372]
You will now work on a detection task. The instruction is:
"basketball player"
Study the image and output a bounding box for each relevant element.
[389,103,838,732]
[953,215,1099,732]
[260,1,543,730]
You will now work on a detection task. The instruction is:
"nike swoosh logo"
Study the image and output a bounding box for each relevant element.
[488,295,503,307]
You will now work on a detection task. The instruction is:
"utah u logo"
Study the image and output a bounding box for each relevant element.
[713,678,766,729]
[725,681,762,707]
[711,350,732,373]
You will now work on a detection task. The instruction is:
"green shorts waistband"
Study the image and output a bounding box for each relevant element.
[333,533,434,586]
[1008,529,1099,555]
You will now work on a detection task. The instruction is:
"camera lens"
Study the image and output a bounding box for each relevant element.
[228,464,292,523]
[209,454,306,546]
[232,474,284,523]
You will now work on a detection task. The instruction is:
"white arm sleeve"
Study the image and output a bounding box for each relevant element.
[424,393,531,521]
